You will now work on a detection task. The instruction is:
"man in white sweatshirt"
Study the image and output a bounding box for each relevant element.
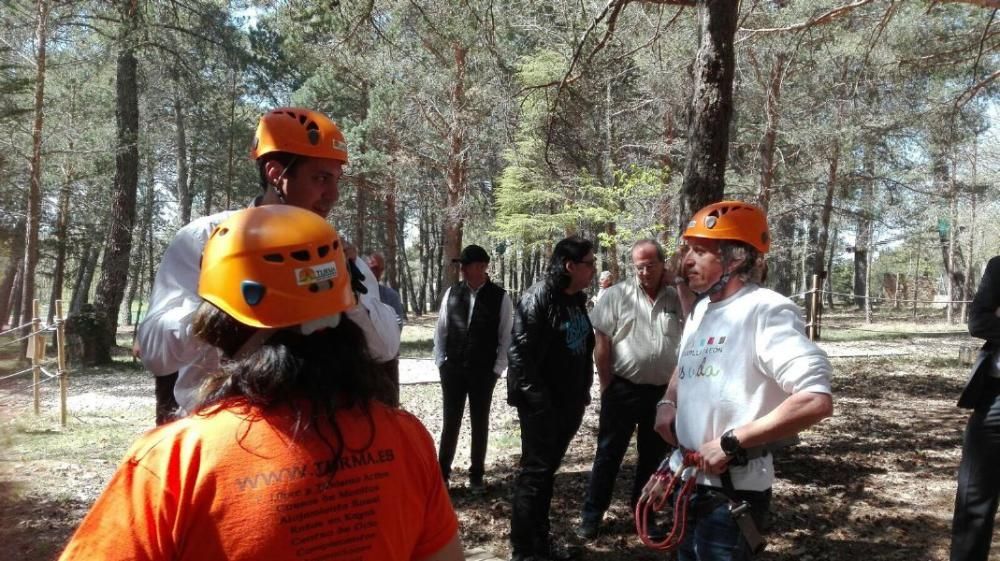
[138,108,400,421]
[653,200,833,561]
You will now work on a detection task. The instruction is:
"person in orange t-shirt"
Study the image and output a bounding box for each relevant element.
[59,206,463,561]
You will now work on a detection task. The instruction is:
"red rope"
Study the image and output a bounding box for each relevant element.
[635,451,701,551]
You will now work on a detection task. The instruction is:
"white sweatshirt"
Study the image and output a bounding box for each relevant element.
[137,209,401,413]
[669,284,832,491]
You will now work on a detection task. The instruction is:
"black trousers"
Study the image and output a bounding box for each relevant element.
[952,377,1000,561]
[154,372,179,426]
[438,365,498,481]
[582,376,668,523]
[510,397,586,558]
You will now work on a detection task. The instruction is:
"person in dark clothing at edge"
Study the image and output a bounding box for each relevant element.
[951,255,1000,561]
[507,236,597,561]
[433,244,514,491]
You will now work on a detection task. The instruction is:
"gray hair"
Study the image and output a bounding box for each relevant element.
[720,241,763,282]
[630,239,666,262]
[599,270,613,282]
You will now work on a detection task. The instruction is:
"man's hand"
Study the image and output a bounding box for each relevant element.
[653,404,678,446]
[697,437,731,475]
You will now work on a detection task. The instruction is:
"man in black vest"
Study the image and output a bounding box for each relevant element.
[434,244,514,491]
[952,255,1000,561]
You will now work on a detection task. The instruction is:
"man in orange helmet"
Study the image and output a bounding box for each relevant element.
[138,108,400,421]
[652,201,833,561]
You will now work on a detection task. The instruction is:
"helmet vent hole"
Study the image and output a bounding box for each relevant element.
[309,283,319,293]
[241,281,267,306]
[299,115,308,125]
[308,129,320,145]
[217,227,229,237]
[263,253,284,263]
[291,250,311,262]
[309,280,333,294]
[318,245,330,258]
[332,240,339,250]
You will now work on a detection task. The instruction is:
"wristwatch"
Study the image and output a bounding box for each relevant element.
[720,429,744,457]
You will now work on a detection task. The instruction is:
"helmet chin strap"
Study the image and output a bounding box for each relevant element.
[691,254,733,298]
[270,157,298,204]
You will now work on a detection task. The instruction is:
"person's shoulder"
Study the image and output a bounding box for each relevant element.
[172,210,238,245]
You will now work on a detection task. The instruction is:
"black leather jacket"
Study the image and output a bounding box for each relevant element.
[506,278,595,409]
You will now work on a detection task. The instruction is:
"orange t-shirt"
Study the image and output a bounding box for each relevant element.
[59,402,458,561]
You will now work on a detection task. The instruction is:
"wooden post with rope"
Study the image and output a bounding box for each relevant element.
[807,274,821,341]
[56,300,68,426]
[31,299,41,415]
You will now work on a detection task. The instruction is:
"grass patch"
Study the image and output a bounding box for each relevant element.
[820,329,915,343]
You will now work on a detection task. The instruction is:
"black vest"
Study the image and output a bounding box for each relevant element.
[445,281,505,372]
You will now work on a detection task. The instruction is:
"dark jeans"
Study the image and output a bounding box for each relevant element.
[952,377,1000,561]
[678,486,771,561]
[154,372,179,426]
[438,365,498,481]
[582,376,668,523]
[510,396,586,558]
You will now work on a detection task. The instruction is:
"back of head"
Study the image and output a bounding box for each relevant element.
[198,205,355,330]
[192,206,376,422]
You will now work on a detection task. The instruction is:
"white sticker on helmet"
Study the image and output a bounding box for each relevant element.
[295,261,339,285]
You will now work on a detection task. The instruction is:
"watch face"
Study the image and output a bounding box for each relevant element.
[721,430,740,455]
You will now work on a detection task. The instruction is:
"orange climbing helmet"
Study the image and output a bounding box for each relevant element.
[250,107,349,163]
[682,200,771,253]
[198,206,355,329]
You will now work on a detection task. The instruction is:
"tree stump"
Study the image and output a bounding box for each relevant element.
[65,304,112,366]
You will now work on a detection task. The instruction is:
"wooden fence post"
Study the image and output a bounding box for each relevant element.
[56,300,68,426]
[807,274,821,341]
[31,299,41,415]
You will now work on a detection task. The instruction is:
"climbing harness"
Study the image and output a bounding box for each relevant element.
[635,451,767,554]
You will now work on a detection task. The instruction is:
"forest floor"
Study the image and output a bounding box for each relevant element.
[0,310,991,561]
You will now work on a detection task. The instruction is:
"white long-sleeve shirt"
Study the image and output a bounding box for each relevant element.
[668,284,832,491]
[137,209,400,412]
[432,284,514,375]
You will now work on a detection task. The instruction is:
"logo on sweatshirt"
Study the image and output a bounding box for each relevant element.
[682,334,728,359]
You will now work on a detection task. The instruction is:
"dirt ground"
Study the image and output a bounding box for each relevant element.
[0,317,991,561]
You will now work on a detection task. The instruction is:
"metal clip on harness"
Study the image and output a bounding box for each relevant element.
[634,451,701,551]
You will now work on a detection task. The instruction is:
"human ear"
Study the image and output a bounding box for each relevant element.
[263,160,286,187]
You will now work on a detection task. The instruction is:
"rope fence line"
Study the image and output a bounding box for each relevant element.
[0,321,33,337]
[789,288,973,305]
[0,375,59,407]
[0,366,37,382]
[0,325,55,349]
[0,300,70,425]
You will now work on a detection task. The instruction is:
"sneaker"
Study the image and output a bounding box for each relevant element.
[575,519,599,541]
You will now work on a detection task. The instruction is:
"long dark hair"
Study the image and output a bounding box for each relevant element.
[191,301,380,472]
[546,236,594,291]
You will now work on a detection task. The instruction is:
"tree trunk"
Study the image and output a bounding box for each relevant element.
[385,192,399,289]
[679,0,737,227]
[442,44,469,289]
[70,242,94,314]
[20,0,50,357]
[93,46,140,362]
[9,263,24,329]
[173,89,191,224]
[754,52,785,212]
[813,141,839,279]
[48,162,73,324]
[0,219,26,327]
